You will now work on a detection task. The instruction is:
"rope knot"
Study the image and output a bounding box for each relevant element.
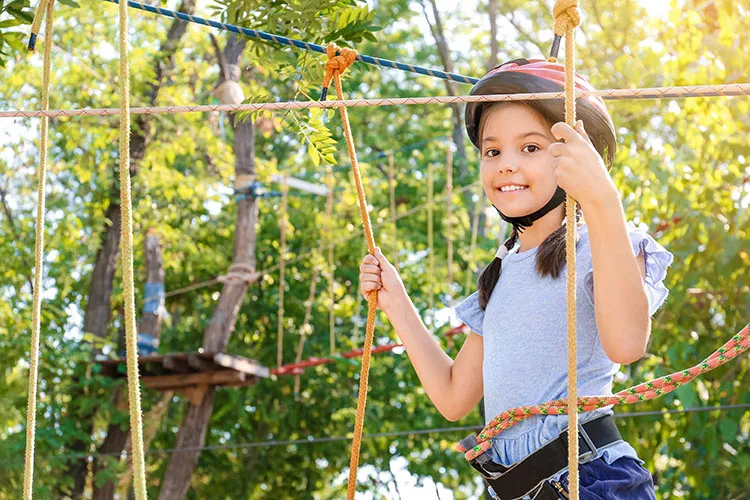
[321,43,358,100]
[553,0,581,36]
[221,263,259,284]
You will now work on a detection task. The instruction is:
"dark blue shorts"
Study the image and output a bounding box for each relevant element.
[553,456,656,499]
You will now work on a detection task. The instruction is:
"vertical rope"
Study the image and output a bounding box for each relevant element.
[322,44,377,500]
[563,24,579,500]
[387,152,398,267]
[326,170,336,356]
[464,186,480,294]
[445,139,454,284]
[553,0,581,497]
[26,0,50,51]
[277,177,288,369]
[118,0,148,495]
[23,2,55,497]
[294,267,320,397]
[427,162,435,333]
[352,238,365,343]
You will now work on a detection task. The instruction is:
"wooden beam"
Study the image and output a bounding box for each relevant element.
[221,379,259,388]
[163,355,192,374]
[177,385,209,406]
[187,354,216,372]
[141,370,244,390]
[212,353,270,378]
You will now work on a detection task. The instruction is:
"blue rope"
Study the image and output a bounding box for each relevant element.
[103,0,479,85]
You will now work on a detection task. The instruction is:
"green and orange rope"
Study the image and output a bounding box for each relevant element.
[459,324,749,461]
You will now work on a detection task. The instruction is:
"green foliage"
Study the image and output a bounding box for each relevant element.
[0,0,748,498]
[0,0,32,67]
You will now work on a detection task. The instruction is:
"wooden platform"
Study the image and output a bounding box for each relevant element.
[97,352,270,405]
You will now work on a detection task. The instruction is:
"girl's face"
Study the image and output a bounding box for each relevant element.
[479,103,559,217]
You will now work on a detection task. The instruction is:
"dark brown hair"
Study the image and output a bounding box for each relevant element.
[476,101,598,310]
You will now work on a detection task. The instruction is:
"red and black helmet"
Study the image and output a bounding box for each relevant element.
[465,59,617,165]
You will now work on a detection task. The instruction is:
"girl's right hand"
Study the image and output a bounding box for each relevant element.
[359,247,408,316]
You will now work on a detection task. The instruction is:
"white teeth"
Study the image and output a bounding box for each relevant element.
[500,185,527,192]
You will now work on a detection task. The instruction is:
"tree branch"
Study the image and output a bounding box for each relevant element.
[502,13,547,56]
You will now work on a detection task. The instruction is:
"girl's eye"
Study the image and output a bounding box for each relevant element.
[523,144,540,153]
[485,149,500,158]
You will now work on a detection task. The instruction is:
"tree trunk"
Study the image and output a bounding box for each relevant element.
[92,230,167,500]
[421,0,489,287]
[422,0,468,181]
[62,1,197,496]
[158,33,258,500]
[487,0,499,70]
[116,390,174,498]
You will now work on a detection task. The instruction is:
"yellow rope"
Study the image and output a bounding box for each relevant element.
[445,139,454,284]
[118,0,148,495]
[428,162,435,333]
[553,0,581,497]
[322,43,377,500]
[326,170,336,356]
[387,152,398,267]
[277,177,288,368]
[23,1,54,497]
[116,390,173,497]
[27,0,50,51]
[464,185,480,294]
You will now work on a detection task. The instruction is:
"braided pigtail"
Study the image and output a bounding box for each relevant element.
[478,227,520,310]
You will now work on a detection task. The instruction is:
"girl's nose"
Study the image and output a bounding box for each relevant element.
[497,160,518,174]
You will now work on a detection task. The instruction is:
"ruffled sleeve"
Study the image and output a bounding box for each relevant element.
[584,224,674,316]
[454,291,485,336]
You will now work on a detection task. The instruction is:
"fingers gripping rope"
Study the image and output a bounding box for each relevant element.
[321,43,378,500]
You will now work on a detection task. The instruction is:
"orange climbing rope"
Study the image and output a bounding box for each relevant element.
[321,43,377,500]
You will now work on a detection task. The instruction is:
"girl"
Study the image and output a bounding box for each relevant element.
[359,59,673,499]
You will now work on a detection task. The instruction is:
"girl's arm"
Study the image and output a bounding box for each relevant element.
[550,121,650,365]
[360,248,484,421]
[582,193,650,364]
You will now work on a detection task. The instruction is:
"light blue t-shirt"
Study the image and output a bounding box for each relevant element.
[455,222,673,474]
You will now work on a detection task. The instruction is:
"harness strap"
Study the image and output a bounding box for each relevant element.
[467,415,620,500]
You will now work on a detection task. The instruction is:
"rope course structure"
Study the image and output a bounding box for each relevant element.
[16,0,749,497]
[4,83,749,118]
[103,0,477,85]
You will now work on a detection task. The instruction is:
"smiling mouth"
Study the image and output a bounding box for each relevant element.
[497,185,529,194]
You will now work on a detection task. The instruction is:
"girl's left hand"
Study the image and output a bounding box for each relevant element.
[549,120,619,208]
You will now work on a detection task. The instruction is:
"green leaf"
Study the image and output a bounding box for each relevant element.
[719,419,738,442]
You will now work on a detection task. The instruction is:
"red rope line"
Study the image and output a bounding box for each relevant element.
[271,343,403,376]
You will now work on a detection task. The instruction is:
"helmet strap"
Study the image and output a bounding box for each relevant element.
[494,186,567,233]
